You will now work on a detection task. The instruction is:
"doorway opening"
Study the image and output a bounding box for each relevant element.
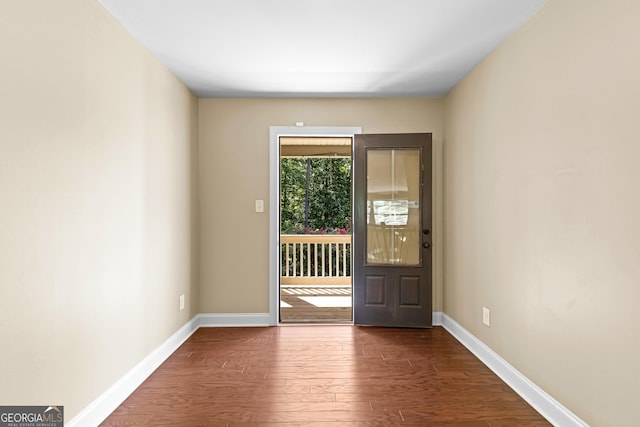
[279,136,353,323]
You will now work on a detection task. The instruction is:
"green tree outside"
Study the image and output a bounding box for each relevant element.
[280,158,351,234]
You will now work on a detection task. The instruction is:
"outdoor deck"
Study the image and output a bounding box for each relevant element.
[280,284,352,322]
[280,234,353,322]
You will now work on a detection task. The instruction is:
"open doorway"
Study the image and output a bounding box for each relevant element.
[279,136,352,322]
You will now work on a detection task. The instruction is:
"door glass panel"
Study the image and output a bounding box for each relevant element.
[366,149,421,265]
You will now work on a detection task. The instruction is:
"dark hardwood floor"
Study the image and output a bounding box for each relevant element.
[101,326,550,426]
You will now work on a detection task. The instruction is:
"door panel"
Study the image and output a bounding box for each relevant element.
[353,133,432,327]
[364,276,386,305]
[399,276,420,305]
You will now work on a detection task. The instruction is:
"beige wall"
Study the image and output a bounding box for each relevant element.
[0,0,199,420]
[443,0,640,425]
[198,98,443,313]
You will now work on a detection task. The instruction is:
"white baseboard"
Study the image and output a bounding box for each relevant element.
[66,316,199,427]
[432,310,443,326]
[68,311,586,427]
[67,313,270,425]
[440,313,588,427]
[196,312,272,327]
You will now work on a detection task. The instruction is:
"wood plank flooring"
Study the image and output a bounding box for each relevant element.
[101,326,550,426]
[280,285,352,322]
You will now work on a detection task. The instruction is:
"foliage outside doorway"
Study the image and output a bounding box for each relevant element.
[280,157,351,234]
[279,153,353,322]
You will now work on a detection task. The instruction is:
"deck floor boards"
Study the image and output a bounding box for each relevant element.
[280,285,352,322]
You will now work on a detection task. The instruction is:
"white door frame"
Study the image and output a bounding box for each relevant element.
[268,126,362,325]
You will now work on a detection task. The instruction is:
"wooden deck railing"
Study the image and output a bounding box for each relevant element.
[281,234,351,285]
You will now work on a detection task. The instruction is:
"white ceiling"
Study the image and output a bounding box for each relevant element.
[97,0,547,98]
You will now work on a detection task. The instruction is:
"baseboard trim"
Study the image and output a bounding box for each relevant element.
[67,313,270,425]
[432,310,443,326]
[196,312,272,327]
[440,313,587,427]
[66,316,199,427]
[69,311,586,427]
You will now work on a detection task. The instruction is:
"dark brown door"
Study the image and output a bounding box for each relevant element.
[353,133,432,327]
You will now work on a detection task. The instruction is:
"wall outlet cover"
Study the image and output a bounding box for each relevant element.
[483,307,491,326]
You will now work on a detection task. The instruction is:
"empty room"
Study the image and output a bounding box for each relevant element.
[1,0,638,426]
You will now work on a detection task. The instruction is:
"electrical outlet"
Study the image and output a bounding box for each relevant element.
[482,307,491,327]
[180,294,185,311]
